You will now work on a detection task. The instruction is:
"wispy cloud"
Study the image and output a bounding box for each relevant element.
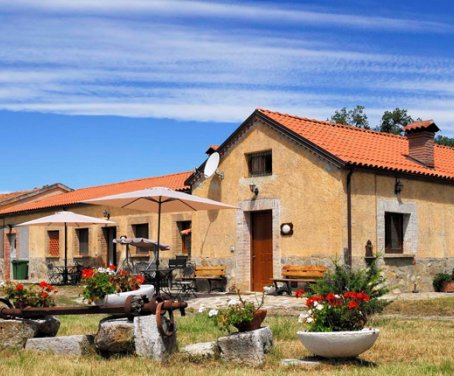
[0,0,453,135]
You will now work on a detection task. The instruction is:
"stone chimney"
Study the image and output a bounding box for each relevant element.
[404,120,439,168]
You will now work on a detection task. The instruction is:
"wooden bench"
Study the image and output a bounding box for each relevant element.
[271,265,328,295]
[193,266,226,293]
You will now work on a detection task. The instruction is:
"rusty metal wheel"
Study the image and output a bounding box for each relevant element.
[155,301,176,337]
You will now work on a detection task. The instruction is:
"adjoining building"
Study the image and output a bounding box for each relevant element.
[187,109,454,293]
[0,172,191,281]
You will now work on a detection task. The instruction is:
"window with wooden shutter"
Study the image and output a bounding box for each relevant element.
[48,230,60,257]
[247,151,272,176]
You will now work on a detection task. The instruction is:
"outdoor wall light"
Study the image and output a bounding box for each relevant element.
[280,223,293,236]
[103,209,111,220]
[249,184,259,195]
[394,178,404,195]
[7,224,13,231]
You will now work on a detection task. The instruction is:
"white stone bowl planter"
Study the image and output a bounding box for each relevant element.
[297,328,379,358]
[96,284,155,306]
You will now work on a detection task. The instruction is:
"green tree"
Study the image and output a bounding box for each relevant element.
[435,135,454,147]
[379,108,413,135]
[329,105,370,129]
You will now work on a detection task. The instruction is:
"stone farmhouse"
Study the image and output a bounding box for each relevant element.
[1,108,454,292]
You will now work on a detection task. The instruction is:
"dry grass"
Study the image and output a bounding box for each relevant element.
[1,293,453,375]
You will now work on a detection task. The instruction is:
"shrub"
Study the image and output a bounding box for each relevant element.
[433,272,454,292]
[2,281,58,308]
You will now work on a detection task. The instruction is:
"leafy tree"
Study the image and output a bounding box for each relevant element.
[435,135,454,147]
[379,108,413,135]
[329,105,370,129]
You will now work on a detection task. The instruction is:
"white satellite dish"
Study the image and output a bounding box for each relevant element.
[203,152,222,179]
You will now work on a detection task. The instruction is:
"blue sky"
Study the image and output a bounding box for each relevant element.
[1,0,454,192]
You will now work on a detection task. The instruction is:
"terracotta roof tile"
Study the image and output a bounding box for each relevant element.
[257,108,454,181]
[404,120,439,133]
[0,171,191,215]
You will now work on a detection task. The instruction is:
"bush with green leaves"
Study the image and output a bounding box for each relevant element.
[308,257,390,316]
[433,272,454,292]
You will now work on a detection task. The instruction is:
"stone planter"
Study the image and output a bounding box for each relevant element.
[234,309,267,332]
[95,284,155,306]
[441,281,454,293]
[297,328,379,358]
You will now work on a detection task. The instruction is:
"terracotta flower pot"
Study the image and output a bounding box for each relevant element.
[442,280,454,293]
[234,309,267,332]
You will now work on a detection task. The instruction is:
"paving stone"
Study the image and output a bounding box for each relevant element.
[0,319,37,349]
[133,314,176,361]
[281,358,321,367]
[217,326,272,366]
[182,341,217,359]
[25,335,95,355]
[95,318,135,354]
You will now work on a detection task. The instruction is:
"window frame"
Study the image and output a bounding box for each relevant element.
[76,228,89,256]
[385,212,404,254]
[246,150,272,177]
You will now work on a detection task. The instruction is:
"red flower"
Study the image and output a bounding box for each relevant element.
[135,275,145,285]
[109,264,116,271]
[40,292,49,298]
[325,293,336,301]
[306,295,324,307]
[82,268,94,279]
[295,289,305,298]
[348,300,358,309]
[15,284,24,291]
[356,292,370,302]
[39,281,48,289]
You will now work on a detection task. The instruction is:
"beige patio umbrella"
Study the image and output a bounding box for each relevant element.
[83,186,238,294]
[17,211,115,284]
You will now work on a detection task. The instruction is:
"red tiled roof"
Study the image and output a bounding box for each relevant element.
[0,189,35,203]
[257,109,454,181]
[404,120,439,133]
[0,172,191,215]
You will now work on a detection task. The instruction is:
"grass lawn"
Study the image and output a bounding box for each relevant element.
[1,287,453,375]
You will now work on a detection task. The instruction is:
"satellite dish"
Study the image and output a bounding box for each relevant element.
[204,152,221,178]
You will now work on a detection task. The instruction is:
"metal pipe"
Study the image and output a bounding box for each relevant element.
[346,169,354,268]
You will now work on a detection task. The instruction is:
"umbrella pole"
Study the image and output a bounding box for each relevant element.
[155,200,162,295]
[63,223,68,285]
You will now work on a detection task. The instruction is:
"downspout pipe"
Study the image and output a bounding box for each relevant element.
[346,169,354,268]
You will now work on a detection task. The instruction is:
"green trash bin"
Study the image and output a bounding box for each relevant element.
[12,260,29,280]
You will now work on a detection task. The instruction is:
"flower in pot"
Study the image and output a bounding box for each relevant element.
[433,271,454,293]
[1,281,58,308]
[297,258,389,358]
[205,290,266,333]
[81,265,147,304]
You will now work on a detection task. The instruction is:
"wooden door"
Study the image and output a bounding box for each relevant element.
[251,210,273,291]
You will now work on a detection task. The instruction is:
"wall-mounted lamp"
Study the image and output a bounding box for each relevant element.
[249,184,259,195]
[7,224,13,231]
[103,209,111,220]
[280,223,293,236]
[394,178,404,195]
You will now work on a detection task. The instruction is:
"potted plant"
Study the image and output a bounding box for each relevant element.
[81,265,153,305]
[297,259,389,358]
[204,290,266,333]
[433,271,454,293]
[1,281,58,308]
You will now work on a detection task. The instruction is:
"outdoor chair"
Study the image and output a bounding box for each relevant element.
[173,263,197,298]
[46,263,64,285]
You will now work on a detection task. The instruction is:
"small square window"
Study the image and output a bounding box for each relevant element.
[385,212,404,253]
[247,151,272,176]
